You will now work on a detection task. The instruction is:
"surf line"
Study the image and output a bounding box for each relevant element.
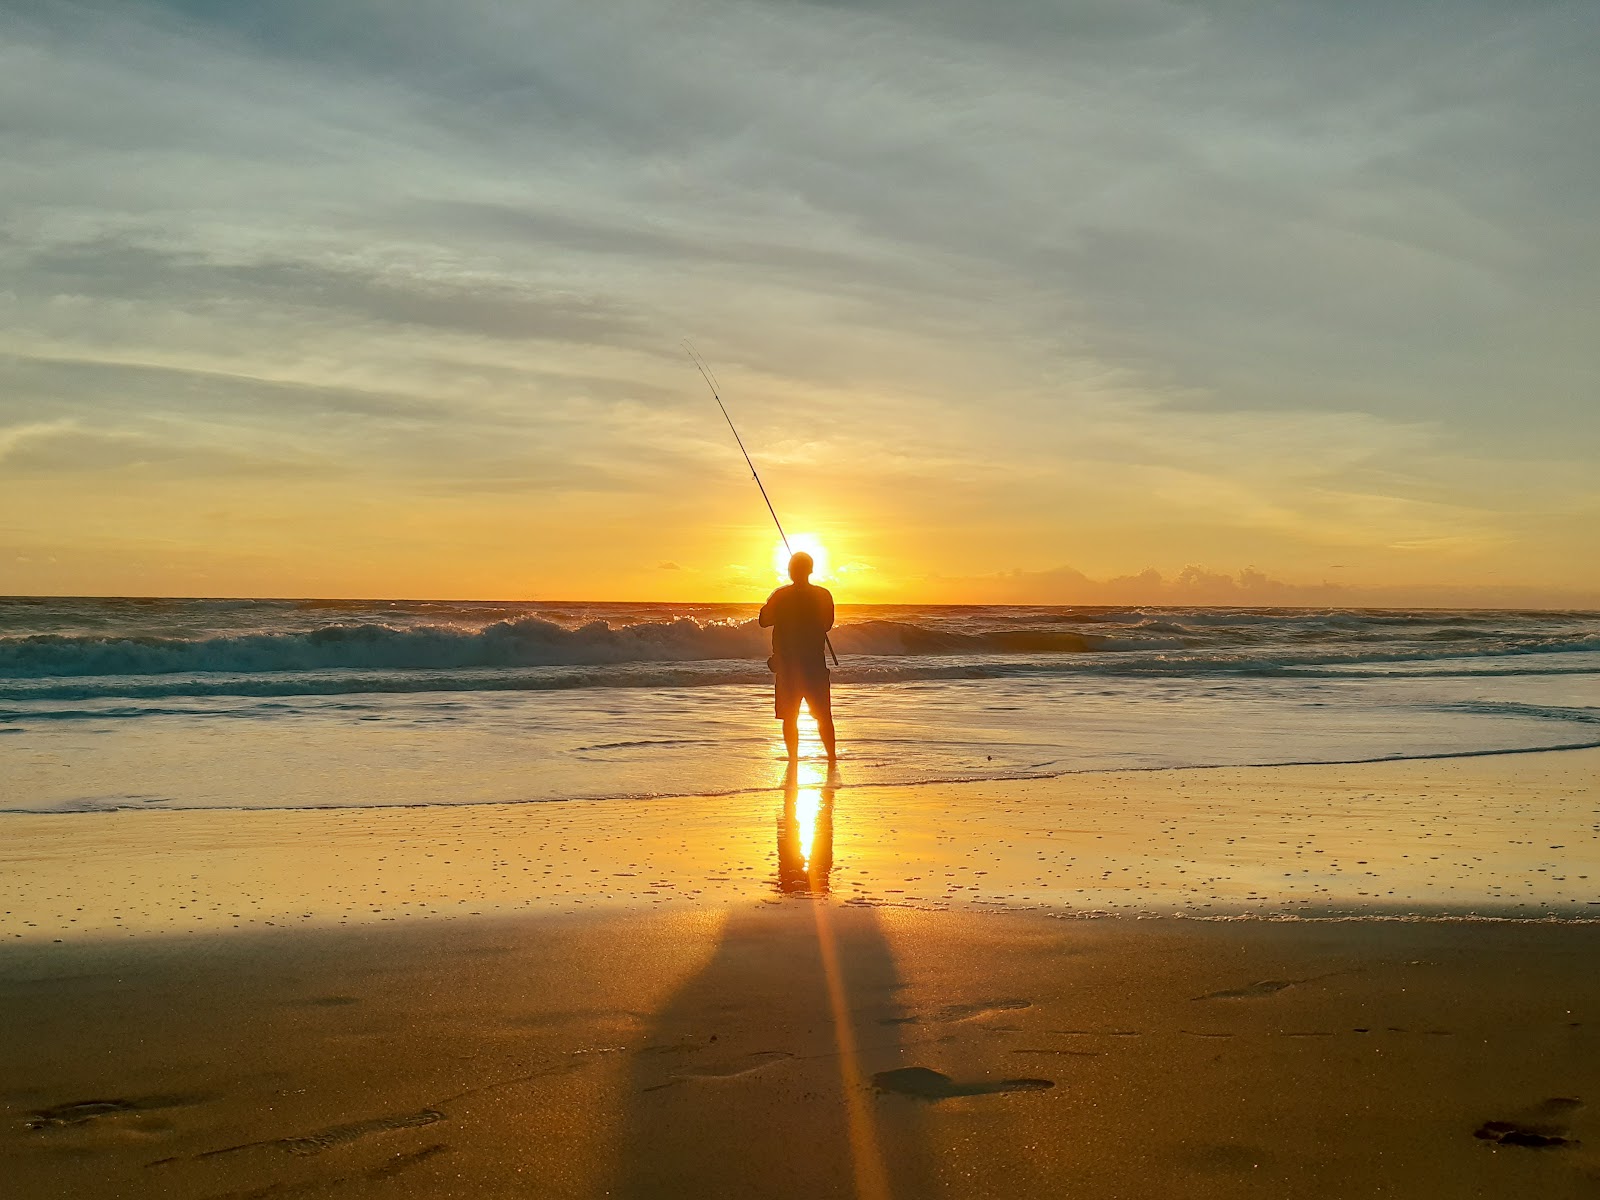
[686,342,839,668]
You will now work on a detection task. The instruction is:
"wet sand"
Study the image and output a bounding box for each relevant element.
[4,747,1597,939]
[3,750,1599,1197]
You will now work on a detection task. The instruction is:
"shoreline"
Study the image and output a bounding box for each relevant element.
[6,733,1600,818]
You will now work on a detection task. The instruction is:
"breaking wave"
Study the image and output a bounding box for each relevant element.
[0,616,1194,680]
[0,602,1594,703]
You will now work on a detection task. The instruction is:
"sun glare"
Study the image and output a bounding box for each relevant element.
[795,788,822,866]
[774,533,830,583]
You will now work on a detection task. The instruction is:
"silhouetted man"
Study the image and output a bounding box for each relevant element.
[759,551,837,761]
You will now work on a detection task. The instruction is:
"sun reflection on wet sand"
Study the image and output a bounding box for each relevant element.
[777,759,835,895]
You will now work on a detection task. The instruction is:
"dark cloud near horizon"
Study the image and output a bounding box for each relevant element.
[936,560,1600,610]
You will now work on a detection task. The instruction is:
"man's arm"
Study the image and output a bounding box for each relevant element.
[820,588,835,632]
[758,588,781,628]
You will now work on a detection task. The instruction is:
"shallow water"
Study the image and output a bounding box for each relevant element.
[1,599,1596,813]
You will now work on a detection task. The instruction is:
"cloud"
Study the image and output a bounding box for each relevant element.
[0,0,1595,598]
[926,562,1600,610]
[19,236,646,345]
[0,418,79,462]
[0,424,312,479]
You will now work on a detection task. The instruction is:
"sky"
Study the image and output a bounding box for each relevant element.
[2,0,1597,606]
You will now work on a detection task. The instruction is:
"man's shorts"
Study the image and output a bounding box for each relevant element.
[774,667,831,722]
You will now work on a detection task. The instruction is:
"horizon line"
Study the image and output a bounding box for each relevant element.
[4,593,1598,615]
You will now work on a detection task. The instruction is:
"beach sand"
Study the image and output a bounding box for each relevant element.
[3,750,1599,1198]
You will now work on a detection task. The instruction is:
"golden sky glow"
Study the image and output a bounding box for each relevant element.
[773,535,831,587]
[2,2,1597,606]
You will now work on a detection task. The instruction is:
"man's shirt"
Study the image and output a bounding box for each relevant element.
[758,583,834,677]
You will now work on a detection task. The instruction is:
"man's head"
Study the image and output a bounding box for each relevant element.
[788,551,814,583]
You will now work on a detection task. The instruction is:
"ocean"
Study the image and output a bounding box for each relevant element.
[2,598,1597,816]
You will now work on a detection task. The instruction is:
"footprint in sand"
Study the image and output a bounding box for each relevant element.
[1011,1048,1101,1057]
[1193,970,1353,1002]
[280,1109,445,1157]
[1475,1097,1583,1149]
[168,1107,447,1164]
[932,999,1033,1023]
[1192,979,1297,1001]
[25,1094,203,1131]
[641,1051,796,1092]
[367,1142,449,1179]
[872,1067,1053,1100]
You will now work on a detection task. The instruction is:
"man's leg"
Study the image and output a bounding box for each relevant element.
[816,710,837,761]
[810,690,837,762]
[777,672,799,759]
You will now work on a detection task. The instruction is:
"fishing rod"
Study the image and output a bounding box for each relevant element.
[686,342,839,668]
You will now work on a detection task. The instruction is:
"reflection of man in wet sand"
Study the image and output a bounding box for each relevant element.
[759,551,837,761]
[776,762,836,894]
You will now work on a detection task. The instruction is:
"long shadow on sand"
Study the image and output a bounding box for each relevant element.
[612,764,940,1200]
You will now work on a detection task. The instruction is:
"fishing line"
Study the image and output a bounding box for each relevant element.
[686,342,839,667]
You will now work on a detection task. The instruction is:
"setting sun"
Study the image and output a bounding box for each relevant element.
[773,533,830,584]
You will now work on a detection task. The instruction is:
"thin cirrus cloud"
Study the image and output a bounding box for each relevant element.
[0,0,1596,603]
